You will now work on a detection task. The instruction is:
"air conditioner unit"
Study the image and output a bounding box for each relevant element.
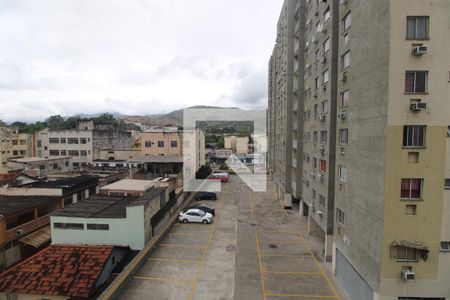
[338,112,347,120]
[317,210,323,216]
[319,147,325,154]
[410,102,427,111]
[412,46,428,56]
[16,229,23,236]
[340,72,348,81]
[401,270,415,281]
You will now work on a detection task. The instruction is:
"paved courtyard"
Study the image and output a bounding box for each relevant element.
[118,175,348,300]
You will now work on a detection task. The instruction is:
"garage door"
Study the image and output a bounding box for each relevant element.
[336,249,373,300]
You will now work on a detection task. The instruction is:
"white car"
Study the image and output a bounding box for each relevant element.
[179,208,213,224]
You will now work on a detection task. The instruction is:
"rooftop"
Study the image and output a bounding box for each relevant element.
[9,157,71,163]
[20,175,98,189]
[0,245,113,298]
[0,195,60,217]
[52,188,165,218]
[100,179,154,192]
[127,156,184,163]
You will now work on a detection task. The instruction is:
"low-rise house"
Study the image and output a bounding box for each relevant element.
[7,156,73,178]
[51,187,167,250]
[0,195,62,269]
[0,244,128,299]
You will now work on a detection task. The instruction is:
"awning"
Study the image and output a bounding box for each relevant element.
[391,240,429,261]
[19,226,51,248]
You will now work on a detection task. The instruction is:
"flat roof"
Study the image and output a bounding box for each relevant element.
[100,179,154,192]
[127,156,184,163]
[22,175,98,189]
[10,157,71,163]
[52,188,165,218]
[0,195,60,216]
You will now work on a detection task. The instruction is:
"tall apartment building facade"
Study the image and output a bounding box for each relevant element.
[268,0,450,299]
[0,126,32,173]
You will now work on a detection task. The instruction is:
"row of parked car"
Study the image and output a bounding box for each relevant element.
[178,192,218,224]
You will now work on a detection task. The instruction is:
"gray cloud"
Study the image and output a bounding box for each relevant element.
[0,0,283,122]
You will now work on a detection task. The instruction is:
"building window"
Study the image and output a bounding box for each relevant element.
[37,140,42,147]
[339,129,348,145]
[68,150,79,156]
[314,77,319,89]
[313,131,318,143]
[403,125,426,147]
[11,140,18,145]
[171,141,178,147]
[445,179,450,190]
[324,6,330,22]
[49,138,59,144]
[342,51,350,69]
[319,194,326,207]
[319,159,327,173]
[5,294,18,300]
[320,131,328,144]
[80,150,87,157]
[321,100,329,114]
[312,157,317,169]
[53,223,84,230]
[68,138,79,144]
[340,90,349,107]
[338,165,347,182]
[87,224,110,230]
[396,246,418,262]
[12,150,18,156]
[323,38,330,52]
[405,71,428,93]
[158,141,164,147]
[440,241,450,252]
[80,138,87,144]
[60,150,67,156]
[401,178,423,199]
[406,16,429,40]
[19,139,26,145]
[323,69,329,83]
[145,141,152,147]
[315,49,320,62]
[343,11,351,31]
[19,150,26,156]
[49,150,59,156]
[336,208,345,226]
[60,138,66,144]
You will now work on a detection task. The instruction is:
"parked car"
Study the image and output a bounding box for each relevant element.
[194,192,217,201]
[179,208,213,224]
[187,204,215,216]
[209,172,229,182]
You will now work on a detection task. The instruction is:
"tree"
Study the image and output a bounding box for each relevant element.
[46,115,65,129]
[0,120,6,126]
[96,113,115,122]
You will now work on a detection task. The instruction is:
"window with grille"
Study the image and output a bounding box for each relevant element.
[87,224,110,230]
[68,138,79,144]
[396,246,418,262]
[336,208,345,226]
[68,150,79,156]
[342,51,350,69]
[440,241,450,252]
[49,138,59,144]
[403,125,426,147]
[319,159,327,173]
[49,150,59,156]
[158,141,164,147]
[338,165,347,182]
[53,223,84,230]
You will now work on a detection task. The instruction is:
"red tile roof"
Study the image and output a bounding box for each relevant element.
[0,244,114,298]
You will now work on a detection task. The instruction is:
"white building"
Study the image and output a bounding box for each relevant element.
[51,187,168,250]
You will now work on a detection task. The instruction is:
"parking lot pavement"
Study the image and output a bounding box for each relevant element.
[118,175,348,300]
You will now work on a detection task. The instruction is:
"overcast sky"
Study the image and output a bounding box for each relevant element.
[0,0,283,122]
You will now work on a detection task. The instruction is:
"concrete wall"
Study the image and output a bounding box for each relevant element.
[333,0,391,293]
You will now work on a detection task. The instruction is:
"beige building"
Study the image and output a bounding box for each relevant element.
[7,157,73,178]
[140,127,182,157]
[224,136,249,154]
[269,0,450,299]
[0,126,32,173]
